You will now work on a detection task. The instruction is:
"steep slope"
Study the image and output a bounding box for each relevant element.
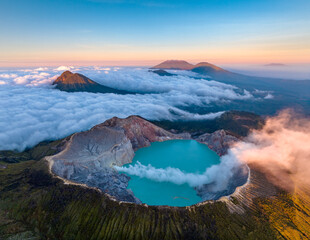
[53,71,130,94]
[151,60,194,70]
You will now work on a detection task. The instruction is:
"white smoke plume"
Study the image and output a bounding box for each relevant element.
[117,110,310,193]
[116,154,241,191]
[225,109,310,191]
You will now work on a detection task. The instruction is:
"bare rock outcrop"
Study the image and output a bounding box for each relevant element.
[102,116,190,150]
[196,130,239,156]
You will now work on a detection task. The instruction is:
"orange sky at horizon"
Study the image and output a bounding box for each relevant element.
[1,51,309,67]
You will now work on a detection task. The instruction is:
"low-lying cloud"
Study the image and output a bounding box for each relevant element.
[0,66,263,151]
[54,66,75,71]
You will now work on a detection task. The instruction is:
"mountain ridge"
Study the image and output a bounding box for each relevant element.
[151,60,310,101]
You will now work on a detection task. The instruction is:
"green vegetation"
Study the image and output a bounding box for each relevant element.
[0,159,280,240]
[151,110,264,137]
[1,153,309,239]
[0,139,65,164]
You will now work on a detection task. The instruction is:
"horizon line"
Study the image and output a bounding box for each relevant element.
[1,59,310,68]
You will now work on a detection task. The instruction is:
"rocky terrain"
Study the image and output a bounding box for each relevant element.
[48,116,191,203]
[47,115,248,204]
[53,71,131,94]
[195,129,239,156]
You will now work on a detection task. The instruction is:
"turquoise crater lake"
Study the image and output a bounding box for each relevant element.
[118,140,221,207]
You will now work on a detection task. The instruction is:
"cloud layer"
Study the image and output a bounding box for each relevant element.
[0,66,261,151]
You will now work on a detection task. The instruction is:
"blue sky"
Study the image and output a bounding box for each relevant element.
[0,0,310,66]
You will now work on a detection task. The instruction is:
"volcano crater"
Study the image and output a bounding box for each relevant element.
[47,116,249,207]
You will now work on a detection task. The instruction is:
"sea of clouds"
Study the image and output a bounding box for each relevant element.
[0,66,267,151]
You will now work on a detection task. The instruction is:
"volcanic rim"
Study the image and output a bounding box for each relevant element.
[45,158,252,212]
[45,115,276,210]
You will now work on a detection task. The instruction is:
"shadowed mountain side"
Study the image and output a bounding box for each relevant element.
[149,69,175,76]
[193,62,227,71]
[53,71,132,94]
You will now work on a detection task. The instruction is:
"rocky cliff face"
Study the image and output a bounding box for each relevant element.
[101,116,190,150]
[196,130,239,156]
[48,116,190,203]
[50,124,138,203]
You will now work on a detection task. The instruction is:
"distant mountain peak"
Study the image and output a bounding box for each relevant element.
[151,60,194,70]
[53,71,95,85]
[150,60,227,72]
[52,71,130,94]
[264,63,286,67]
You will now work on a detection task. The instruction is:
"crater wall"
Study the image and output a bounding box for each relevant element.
[48,115,248,205]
